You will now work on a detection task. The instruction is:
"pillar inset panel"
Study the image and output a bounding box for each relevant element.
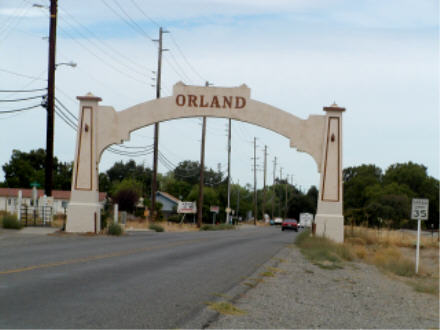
[75,106,93,190]
[321,116,340,202]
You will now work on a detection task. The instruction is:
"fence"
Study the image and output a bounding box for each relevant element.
[20,205,53,226]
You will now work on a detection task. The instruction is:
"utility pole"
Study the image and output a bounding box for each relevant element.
[151,27,168,220]
[197,81,210,227]
[226,118,232,223]
[236,179,240,221]
[262,145,267,220]
[253,137,257,225]
[279,167,283,217]
[284,173,288,219]
[44,0,57,197]
[272,156,277,219]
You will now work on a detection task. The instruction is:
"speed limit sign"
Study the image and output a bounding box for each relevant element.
[411,199,429,220]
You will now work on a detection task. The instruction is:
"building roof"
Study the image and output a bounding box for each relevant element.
[156,191,181,204]
[0,188,107,202]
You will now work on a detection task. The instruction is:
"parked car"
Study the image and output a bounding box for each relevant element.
[281,219,298,231]
[274,217,283,225]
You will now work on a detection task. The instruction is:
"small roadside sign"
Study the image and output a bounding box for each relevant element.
[177,201,197,214]
[225,207,231,213]
[411,198,429,274]
[411,198,429,220]
[210,206,219,213]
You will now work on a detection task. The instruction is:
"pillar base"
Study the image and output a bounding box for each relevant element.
[314,214,344,243]
[66,202,101,233]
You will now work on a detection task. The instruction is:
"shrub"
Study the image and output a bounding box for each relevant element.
[108,223,123,236]
[2,214,23,229]
[167,214,182,223]
[149,223,164,232]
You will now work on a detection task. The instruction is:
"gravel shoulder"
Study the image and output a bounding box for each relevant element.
[206,241,439,329]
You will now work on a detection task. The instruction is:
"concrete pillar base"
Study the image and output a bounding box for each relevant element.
[66,202,101,233]
[314,214,344,243]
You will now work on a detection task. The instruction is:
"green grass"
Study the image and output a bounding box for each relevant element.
[149,223,165,232]
[409,279,439,295]
[295,230,353,269]
[1,214,23,229]
[200,224,235,231]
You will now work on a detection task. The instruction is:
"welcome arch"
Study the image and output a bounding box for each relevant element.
[66,82,346,242]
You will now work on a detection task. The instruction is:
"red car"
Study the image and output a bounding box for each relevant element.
[281,219,298,231]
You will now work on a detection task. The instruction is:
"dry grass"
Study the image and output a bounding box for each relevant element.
[206,301,247,315]
[345,226,439,248]
[125,219,199,232]
[344,226,439,295]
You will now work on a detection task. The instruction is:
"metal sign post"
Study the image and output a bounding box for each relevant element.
[411,198,429,274]
[210,206,219,225]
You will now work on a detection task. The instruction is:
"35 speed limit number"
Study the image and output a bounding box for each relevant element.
[411,199,429,220]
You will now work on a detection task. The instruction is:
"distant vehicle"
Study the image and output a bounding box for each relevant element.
[281,219,298,231]
[274,217,283,225]
[299,213,313,228]
[269,219,275,225]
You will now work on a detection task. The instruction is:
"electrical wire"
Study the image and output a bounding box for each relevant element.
[0,104,42,114]
[169,33,207,83]
[129,0,160,27]
[0,88,46,93]
[0,95,44,102]
[58,8,154,76]
[0,67,47,81]
[101,0,153,41]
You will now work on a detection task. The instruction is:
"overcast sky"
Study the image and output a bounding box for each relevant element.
[0,0,438,192]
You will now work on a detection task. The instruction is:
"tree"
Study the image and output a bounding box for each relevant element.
[111,179,142,212]
[2,149,72,190]
[187,185,220,222]
[343,164,382,211]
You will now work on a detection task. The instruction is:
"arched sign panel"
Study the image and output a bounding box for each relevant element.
[66,82,345,242]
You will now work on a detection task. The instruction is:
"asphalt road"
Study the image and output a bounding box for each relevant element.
[0,226,297,329]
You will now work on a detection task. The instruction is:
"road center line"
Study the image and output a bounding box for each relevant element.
[0,237,212,276]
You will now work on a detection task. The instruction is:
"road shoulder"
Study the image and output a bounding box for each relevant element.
[205,241,439,329]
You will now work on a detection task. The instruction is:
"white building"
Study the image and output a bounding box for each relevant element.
[0,188,107,215]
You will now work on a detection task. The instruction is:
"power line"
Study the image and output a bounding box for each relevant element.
[0,88,46,93]
[0,95,45,102]
[0,104,42,114]
[169,33,207,83]
[0,67,47,81]
[58,8,154,76]
[101,0,153,41]
[129,0,161,27]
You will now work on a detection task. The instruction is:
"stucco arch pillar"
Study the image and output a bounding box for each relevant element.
[66,93,102,233]
[314,104,345,242]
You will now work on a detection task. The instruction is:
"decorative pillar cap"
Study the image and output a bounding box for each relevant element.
[323,102,345,112]
[77,92,102,102]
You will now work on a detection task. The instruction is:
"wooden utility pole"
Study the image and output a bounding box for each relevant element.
[226,118,231,223]
[284,173,288,219]
[253,137,257,225]
[262,145,267,220]
[197,81,210,227]
[151,27,168,220]
[279,167,283,217]
[272,156,277,219]
[44,0,57,197]
[236,179,240,221]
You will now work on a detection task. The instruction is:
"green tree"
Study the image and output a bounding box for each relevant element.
[112,178,142,212]
[2,149,72,190]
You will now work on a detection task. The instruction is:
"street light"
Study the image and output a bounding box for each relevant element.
[55,61,77,69]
